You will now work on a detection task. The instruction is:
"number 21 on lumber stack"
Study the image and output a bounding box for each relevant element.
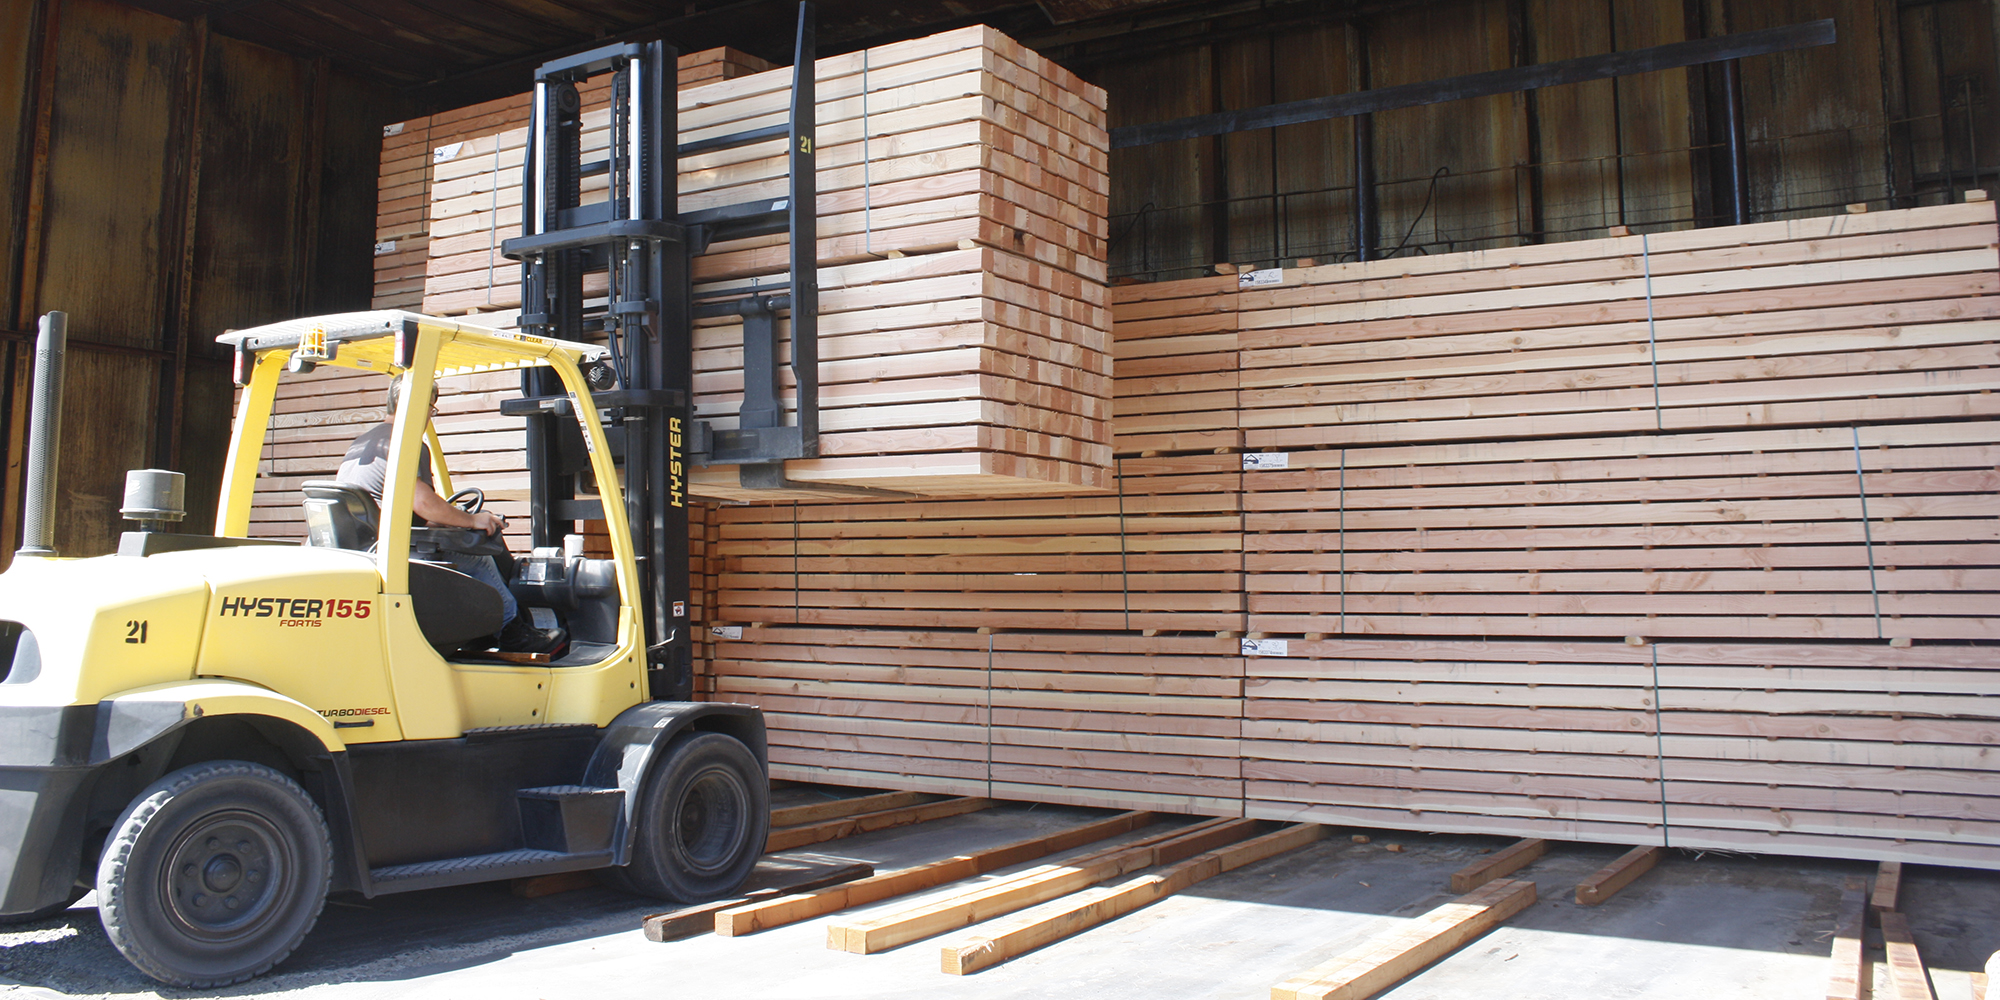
[425,11,1115,500]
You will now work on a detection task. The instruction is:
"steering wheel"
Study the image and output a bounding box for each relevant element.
[446,486,484,515]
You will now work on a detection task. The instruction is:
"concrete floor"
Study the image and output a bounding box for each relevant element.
[0,790,1994,999]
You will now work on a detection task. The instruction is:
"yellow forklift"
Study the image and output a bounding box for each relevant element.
[0,5,823,986]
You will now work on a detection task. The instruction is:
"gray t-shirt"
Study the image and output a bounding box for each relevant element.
[335,422,430,520]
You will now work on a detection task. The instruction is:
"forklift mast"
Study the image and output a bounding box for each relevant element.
[501,4,820,702]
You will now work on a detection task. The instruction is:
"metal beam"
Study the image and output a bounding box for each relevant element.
[1111,18,1837,149]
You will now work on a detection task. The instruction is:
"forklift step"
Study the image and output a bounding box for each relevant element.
[518,785,625,854]
[370,848,616,894]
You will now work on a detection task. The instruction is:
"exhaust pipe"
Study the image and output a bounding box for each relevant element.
[17,311,65,558]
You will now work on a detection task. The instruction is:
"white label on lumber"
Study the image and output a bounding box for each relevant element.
[1239,268,1283,287]
[374,240,397,256]
[382,122,405,137]
[434,142,464,163]
[1243,452,1290,471]
[711,625,744,640]
[1243,638,1289,657]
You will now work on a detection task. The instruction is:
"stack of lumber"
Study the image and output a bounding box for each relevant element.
[709,625,1246,814]
[1109,274,1240,455]
[701,200,2000,867]
[675,46,772,88]
[1233,202,2000,449]
[1653,641,2000,867]
[713,454,1242,632]
[708,626,994,797]
[1240,636,2000,868]
[420,25,1115,497]
[1241,419,2000,642]
[1242,637,1670,846]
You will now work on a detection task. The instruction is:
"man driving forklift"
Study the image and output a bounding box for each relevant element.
[336,375,566,655]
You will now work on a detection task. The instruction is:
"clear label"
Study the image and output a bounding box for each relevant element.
[1242,452,1290,471]
[374,240,397,256]
[1238,268,1283,287]
[433,142,464,163]
[1242,638,1289,657]
[711,625,744,640]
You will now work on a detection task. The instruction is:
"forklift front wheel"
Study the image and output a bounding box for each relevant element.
[96,761,332,988]
[613,732,768,902]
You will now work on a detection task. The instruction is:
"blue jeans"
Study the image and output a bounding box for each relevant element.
[450,553,518,626]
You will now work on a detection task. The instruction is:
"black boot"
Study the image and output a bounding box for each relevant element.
[499,611,566,655]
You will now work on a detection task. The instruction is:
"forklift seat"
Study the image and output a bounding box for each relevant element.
[299,480,506,653]
[300,481,380,552]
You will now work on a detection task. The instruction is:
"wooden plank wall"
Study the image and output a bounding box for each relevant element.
[0,0,386,561]
[710,199,2000,867]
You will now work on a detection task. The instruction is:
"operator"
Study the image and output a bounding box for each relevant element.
[335,375,565,655]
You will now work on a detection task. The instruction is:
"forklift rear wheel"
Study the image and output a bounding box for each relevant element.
[613,733,768,902]
[96,761,332,988]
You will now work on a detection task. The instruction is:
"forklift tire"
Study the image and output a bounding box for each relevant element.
[611,732,768,902]
[95,761,331,988]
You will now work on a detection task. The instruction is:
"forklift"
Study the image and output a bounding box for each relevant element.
[0,4,823,987]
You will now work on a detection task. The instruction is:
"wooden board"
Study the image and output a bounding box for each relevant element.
[1574,845,1660,905]
[713,809,1152,936]
[1825,878,1870,1000]
[939,822,1326,975]
[1270,878,1538,1000]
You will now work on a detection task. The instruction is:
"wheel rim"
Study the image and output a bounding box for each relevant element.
[155,808,295,944]
[673,766,748,876]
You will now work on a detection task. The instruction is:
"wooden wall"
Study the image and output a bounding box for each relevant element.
[0,0,389,561]
[1078,0,1997,281]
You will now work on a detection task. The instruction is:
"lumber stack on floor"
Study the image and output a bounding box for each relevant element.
[1654,641,2000,868]
[421,25,1114,498]
[708,626,994,797]
[711,626,1246,814]
[1241,637,1670,846]
[713,454,1241,632]
[703,200,2000,868]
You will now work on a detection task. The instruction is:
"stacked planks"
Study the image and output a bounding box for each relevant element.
[709,625,1246,814]
[1241,420,2000,642]
[419,25,1115,497]
[713,454,1242,633]
[704,199,2000,867]
[1654,641,2000,868]
[1233,202,2000,450]
[1109,274,1240,455]
[1242,637,1670,847]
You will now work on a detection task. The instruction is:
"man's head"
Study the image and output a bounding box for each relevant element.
[385,376,436,418]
